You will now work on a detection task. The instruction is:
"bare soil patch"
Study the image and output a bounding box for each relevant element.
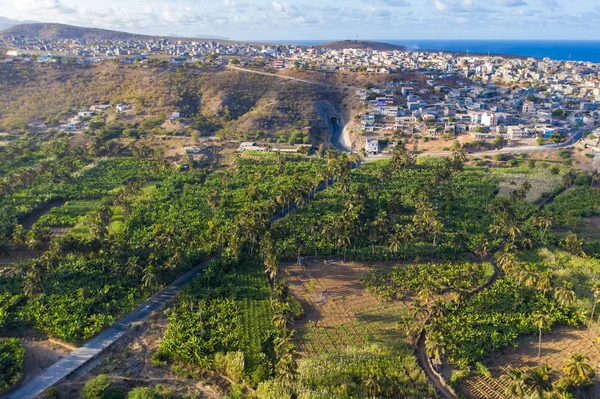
[54,312,224,399]
[284,259,409,356]
[574,216,600,239]
[21,339,72,386]
[460,326,600,399]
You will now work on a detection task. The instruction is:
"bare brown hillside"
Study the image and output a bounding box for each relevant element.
[0,63,343,144]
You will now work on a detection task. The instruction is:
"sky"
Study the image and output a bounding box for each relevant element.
[1,0,599,41]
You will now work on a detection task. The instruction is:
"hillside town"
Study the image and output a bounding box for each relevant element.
[3,35,600,153]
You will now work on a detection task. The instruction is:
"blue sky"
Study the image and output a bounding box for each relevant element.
[0,0,599,40]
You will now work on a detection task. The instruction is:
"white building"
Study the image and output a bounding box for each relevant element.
[481,112,498,127]
[365,138,380,155]
[522,101,535,114]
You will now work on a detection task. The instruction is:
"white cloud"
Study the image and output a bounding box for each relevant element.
[434,0,448,11]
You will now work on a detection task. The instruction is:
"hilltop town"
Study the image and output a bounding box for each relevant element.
[2,29,600,161]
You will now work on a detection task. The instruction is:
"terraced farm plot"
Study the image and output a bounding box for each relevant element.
[36,200,101,228]
[0,246,42,268]
[459,327,600,399]
[285,260,409,356]
[497,173,562,203]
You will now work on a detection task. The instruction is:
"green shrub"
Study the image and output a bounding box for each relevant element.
[43,387,60,399]
[256,380,292,399]
[474,362,491,377]
[81,375,112,399]
[127,387,158,399]
[0,338,25,391]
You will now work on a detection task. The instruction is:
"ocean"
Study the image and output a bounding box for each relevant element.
[278,40,600,63]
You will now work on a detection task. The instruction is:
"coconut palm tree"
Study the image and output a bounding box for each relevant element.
[554,282,576,307]
[591,170,599,188]
[363,373,382,397]
[589,281,600,329]
[537,271,554,296]
[388,231,403,256]
[142,265,158,291]
[563,353,594,385]
[272,312,287,330]
[23,274,42,298]
[500,367,527,399]
[12,224,26,245]
[264,256,279,287]
[519,264,539,289]
[533,215,553,244]
[497,251,518,275]
[533,311,550,363]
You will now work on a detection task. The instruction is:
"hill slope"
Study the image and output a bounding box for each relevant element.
[0,17,38,32]
[0,23,233,43]
[0,62,341,144]
[0,23,159,41]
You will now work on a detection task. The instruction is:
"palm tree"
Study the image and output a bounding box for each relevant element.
[272,312,287,330]
[589,281,600,329]
[264,256,279,287]
[23,274,42,298]
[536,271,554,296]
[363,373,382,397]
[563,353,594,385]
[497,251,518,275]
[142,265,158,291]
[501,367,527,399]
[591,170,599,188]
[388,232,403,256]
[524,364,553,399]
[97,202,114,226]
[126,256,142,280]
[519,264,539,289]
[554,282,576,307]
[533,215,552,244]
[426,330,447,360]
[12,224,26,245]
[533,312,550,363]
[397,314,417,337]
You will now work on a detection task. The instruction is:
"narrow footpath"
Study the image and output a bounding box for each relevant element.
[414,261,501,399]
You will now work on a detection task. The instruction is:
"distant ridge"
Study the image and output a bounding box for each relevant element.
[0,23,241,43]
[314,40,405,51]
[0,16,38,31]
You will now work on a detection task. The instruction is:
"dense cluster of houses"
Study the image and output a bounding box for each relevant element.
[1,35,295,65]
[354,56,600,151]
[3,35,600,153]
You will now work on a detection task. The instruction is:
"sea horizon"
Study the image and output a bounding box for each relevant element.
[269,39,600,63]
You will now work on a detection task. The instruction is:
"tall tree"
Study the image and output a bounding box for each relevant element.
[533,312,550,363]
[554,282,576,307]
[589,281,600,329]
